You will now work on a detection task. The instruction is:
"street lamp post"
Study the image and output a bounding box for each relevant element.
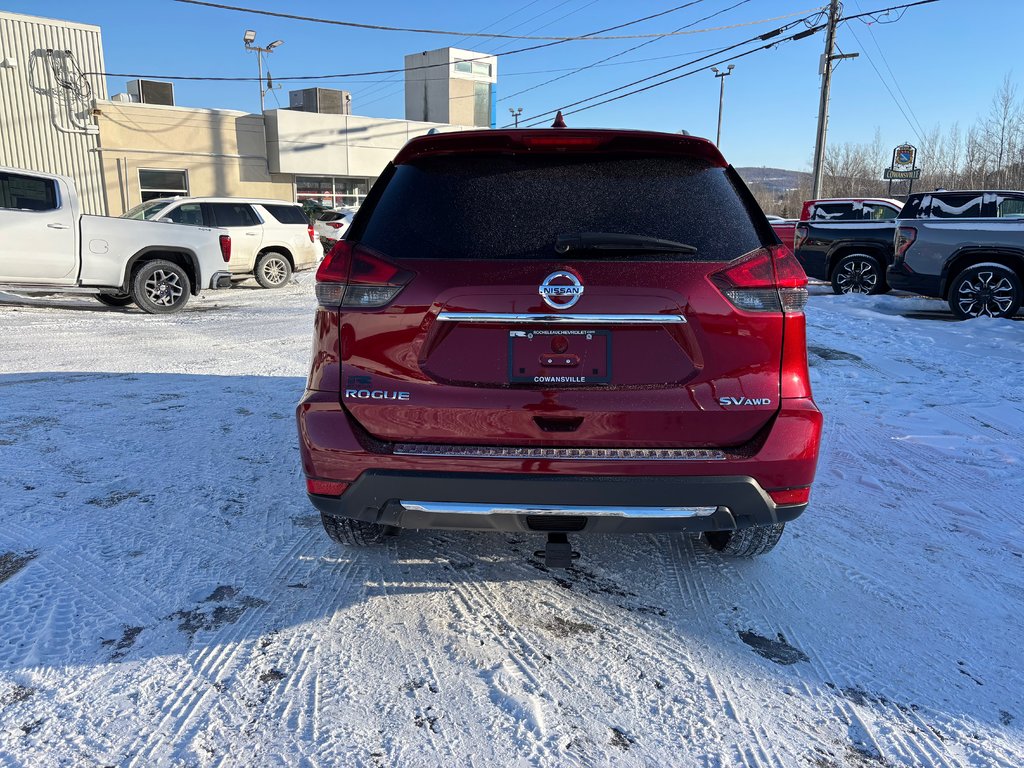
[711,64,735,147]
[508,107,523,127]
[243,30,283,112]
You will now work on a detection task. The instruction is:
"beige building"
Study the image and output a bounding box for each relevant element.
[94,100,293,216]
[1,12,493,216]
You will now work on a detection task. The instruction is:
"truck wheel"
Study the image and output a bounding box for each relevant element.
[131,260,191,314]
[948,264,1021,319]
[831,254,887,295]
[701,523,785,557]
[320,513,394,546]
[96,293,134,308]
[254,252,292,288]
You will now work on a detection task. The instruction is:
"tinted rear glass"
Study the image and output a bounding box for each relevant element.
[210,203,260,227]
[262,204,309,225]
[358,154,763,261]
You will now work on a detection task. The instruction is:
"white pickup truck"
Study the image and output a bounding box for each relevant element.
[0,166,232,314]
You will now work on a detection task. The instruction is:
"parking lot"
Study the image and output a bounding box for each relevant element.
[0,281,1022,767]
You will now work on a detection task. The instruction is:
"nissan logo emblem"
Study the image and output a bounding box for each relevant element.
[539,271,583,309]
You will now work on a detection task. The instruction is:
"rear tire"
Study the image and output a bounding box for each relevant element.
[948,264,1021,319]
[96,293,134,308]
[254,252,292,289]
[320,513,393,546]
[702,523,785,557]
[831,253,887,295]
[130,260,191,314]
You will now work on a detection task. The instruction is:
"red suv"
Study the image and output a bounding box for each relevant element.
[296,129,822,566]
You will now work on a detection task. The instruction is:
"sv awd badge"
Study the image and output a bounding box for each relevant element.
[719,397,772,407]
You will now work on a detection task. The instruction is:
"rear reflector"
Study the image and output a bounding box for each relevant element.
[767,487,810,506]
[306,479,348,496]
[315,240,413,308]
[219,235,231,262]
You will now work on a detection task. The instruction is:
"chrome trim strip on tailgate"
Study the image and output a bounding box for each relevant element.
[400,501,719,518]
[436,312,687,325]
[392,444,727,461]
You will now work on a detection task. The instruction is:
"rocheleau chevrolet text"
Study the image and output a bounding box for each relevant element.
[295,128,823,567]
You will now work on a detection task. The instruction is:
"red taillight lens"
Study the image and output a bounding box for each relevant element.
[306,479,348,496]
[327,222,343,229]
[711,246,807,313]
[767,487,811,506]
[219,235,231,262]
[895,226,917,257]
[793,224,809,252]
[315,241,413,308]
[307,224,315,243]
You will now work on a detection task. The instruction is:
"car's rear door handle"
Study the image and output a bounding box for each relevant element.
[47,223,70,230]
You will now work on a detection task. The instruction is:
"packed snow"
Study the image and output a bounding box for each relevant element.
[0,280,1021,767]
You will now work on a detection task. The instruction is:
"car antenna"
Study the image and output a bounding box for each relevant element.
[551,111,567,128]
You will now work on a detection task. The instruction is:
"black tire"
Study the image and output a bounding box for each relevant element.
[130,260,191,314]
[96,293,134,308]
[254,251,292,289]
[320,513,393,546]
[948,263,1022,319]
[830,253,887,295]
[701,523,785,558]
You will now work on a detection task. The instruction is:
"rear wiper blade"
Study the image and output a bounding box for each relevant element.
[555,232,698,255]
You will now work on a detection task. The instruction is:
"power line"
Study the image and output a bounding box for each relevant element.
[515,0,938,127]
[171,0,830,41]
[499,0,746,104]
[850,0,927,138]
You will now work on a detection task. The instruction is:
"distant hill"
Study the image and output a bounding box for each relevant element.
[735,167,810,194]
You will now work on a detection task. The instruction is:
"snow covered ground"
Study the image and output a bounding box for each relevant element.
[0,280,1021,767]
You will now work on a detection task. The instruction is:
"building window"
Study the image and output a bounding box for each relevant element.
[296,176,372,208]
[473,82,491,127]
[138,169,189,202]
[455,60,491,77]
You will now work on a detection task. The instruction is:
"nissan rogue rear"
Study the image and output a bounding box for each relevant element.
[296,129,822,567]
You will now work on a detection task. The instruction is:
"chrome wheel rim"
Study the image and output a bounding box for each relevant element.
[956,271,1015,317]
[262,256,288,285]
[836,259,879,294]
[144,269,184,306]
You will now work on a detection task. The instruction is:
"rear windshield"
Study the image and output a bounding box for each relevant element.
[262,204,309,225]
[358,154,763,261]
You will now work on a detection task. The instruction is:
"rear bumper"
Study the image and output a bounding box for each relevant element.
[210,271,232,289]
[886,264,943,298]
[308,471,806,533]
[297,392,822,534]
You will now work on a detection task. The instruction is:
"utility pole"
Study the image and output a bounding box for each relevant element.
[711,65,734,147]
[810,0,857,198]
[243,30,283,112]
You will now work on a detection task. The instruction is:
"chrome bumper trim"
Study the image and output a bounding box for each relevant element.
[436,312,687,325]
[400,501,719,518]
[393,443,727,461]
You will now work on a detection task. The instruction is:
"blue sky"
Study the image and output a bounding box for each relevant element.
[7,0,1017,170]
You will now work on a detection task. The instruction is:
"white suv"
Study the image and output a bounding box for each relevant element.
[124,197,322,288]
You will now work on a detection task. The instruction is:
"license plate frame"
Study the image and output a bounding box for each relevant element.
[508,329,611,385]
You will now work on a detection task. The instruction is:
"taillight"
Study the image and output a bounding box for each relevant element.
[793,224,809,252]
[710,246,808,313]
[895,226,917,258]
[315,241,413,308]
[219,235,231,262]
[307,224,315,243]
[326,222,343,229]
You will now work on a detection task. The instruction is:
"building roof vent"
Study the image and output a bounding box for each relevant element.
[127,79,174,106]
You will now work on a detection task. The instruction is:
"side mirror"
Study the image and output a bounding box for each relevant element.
[157,217,174,224]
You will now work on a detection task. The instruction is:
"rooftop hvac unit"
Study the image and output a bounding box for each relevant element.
[289,88,352,115]
[126,79,175,106]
